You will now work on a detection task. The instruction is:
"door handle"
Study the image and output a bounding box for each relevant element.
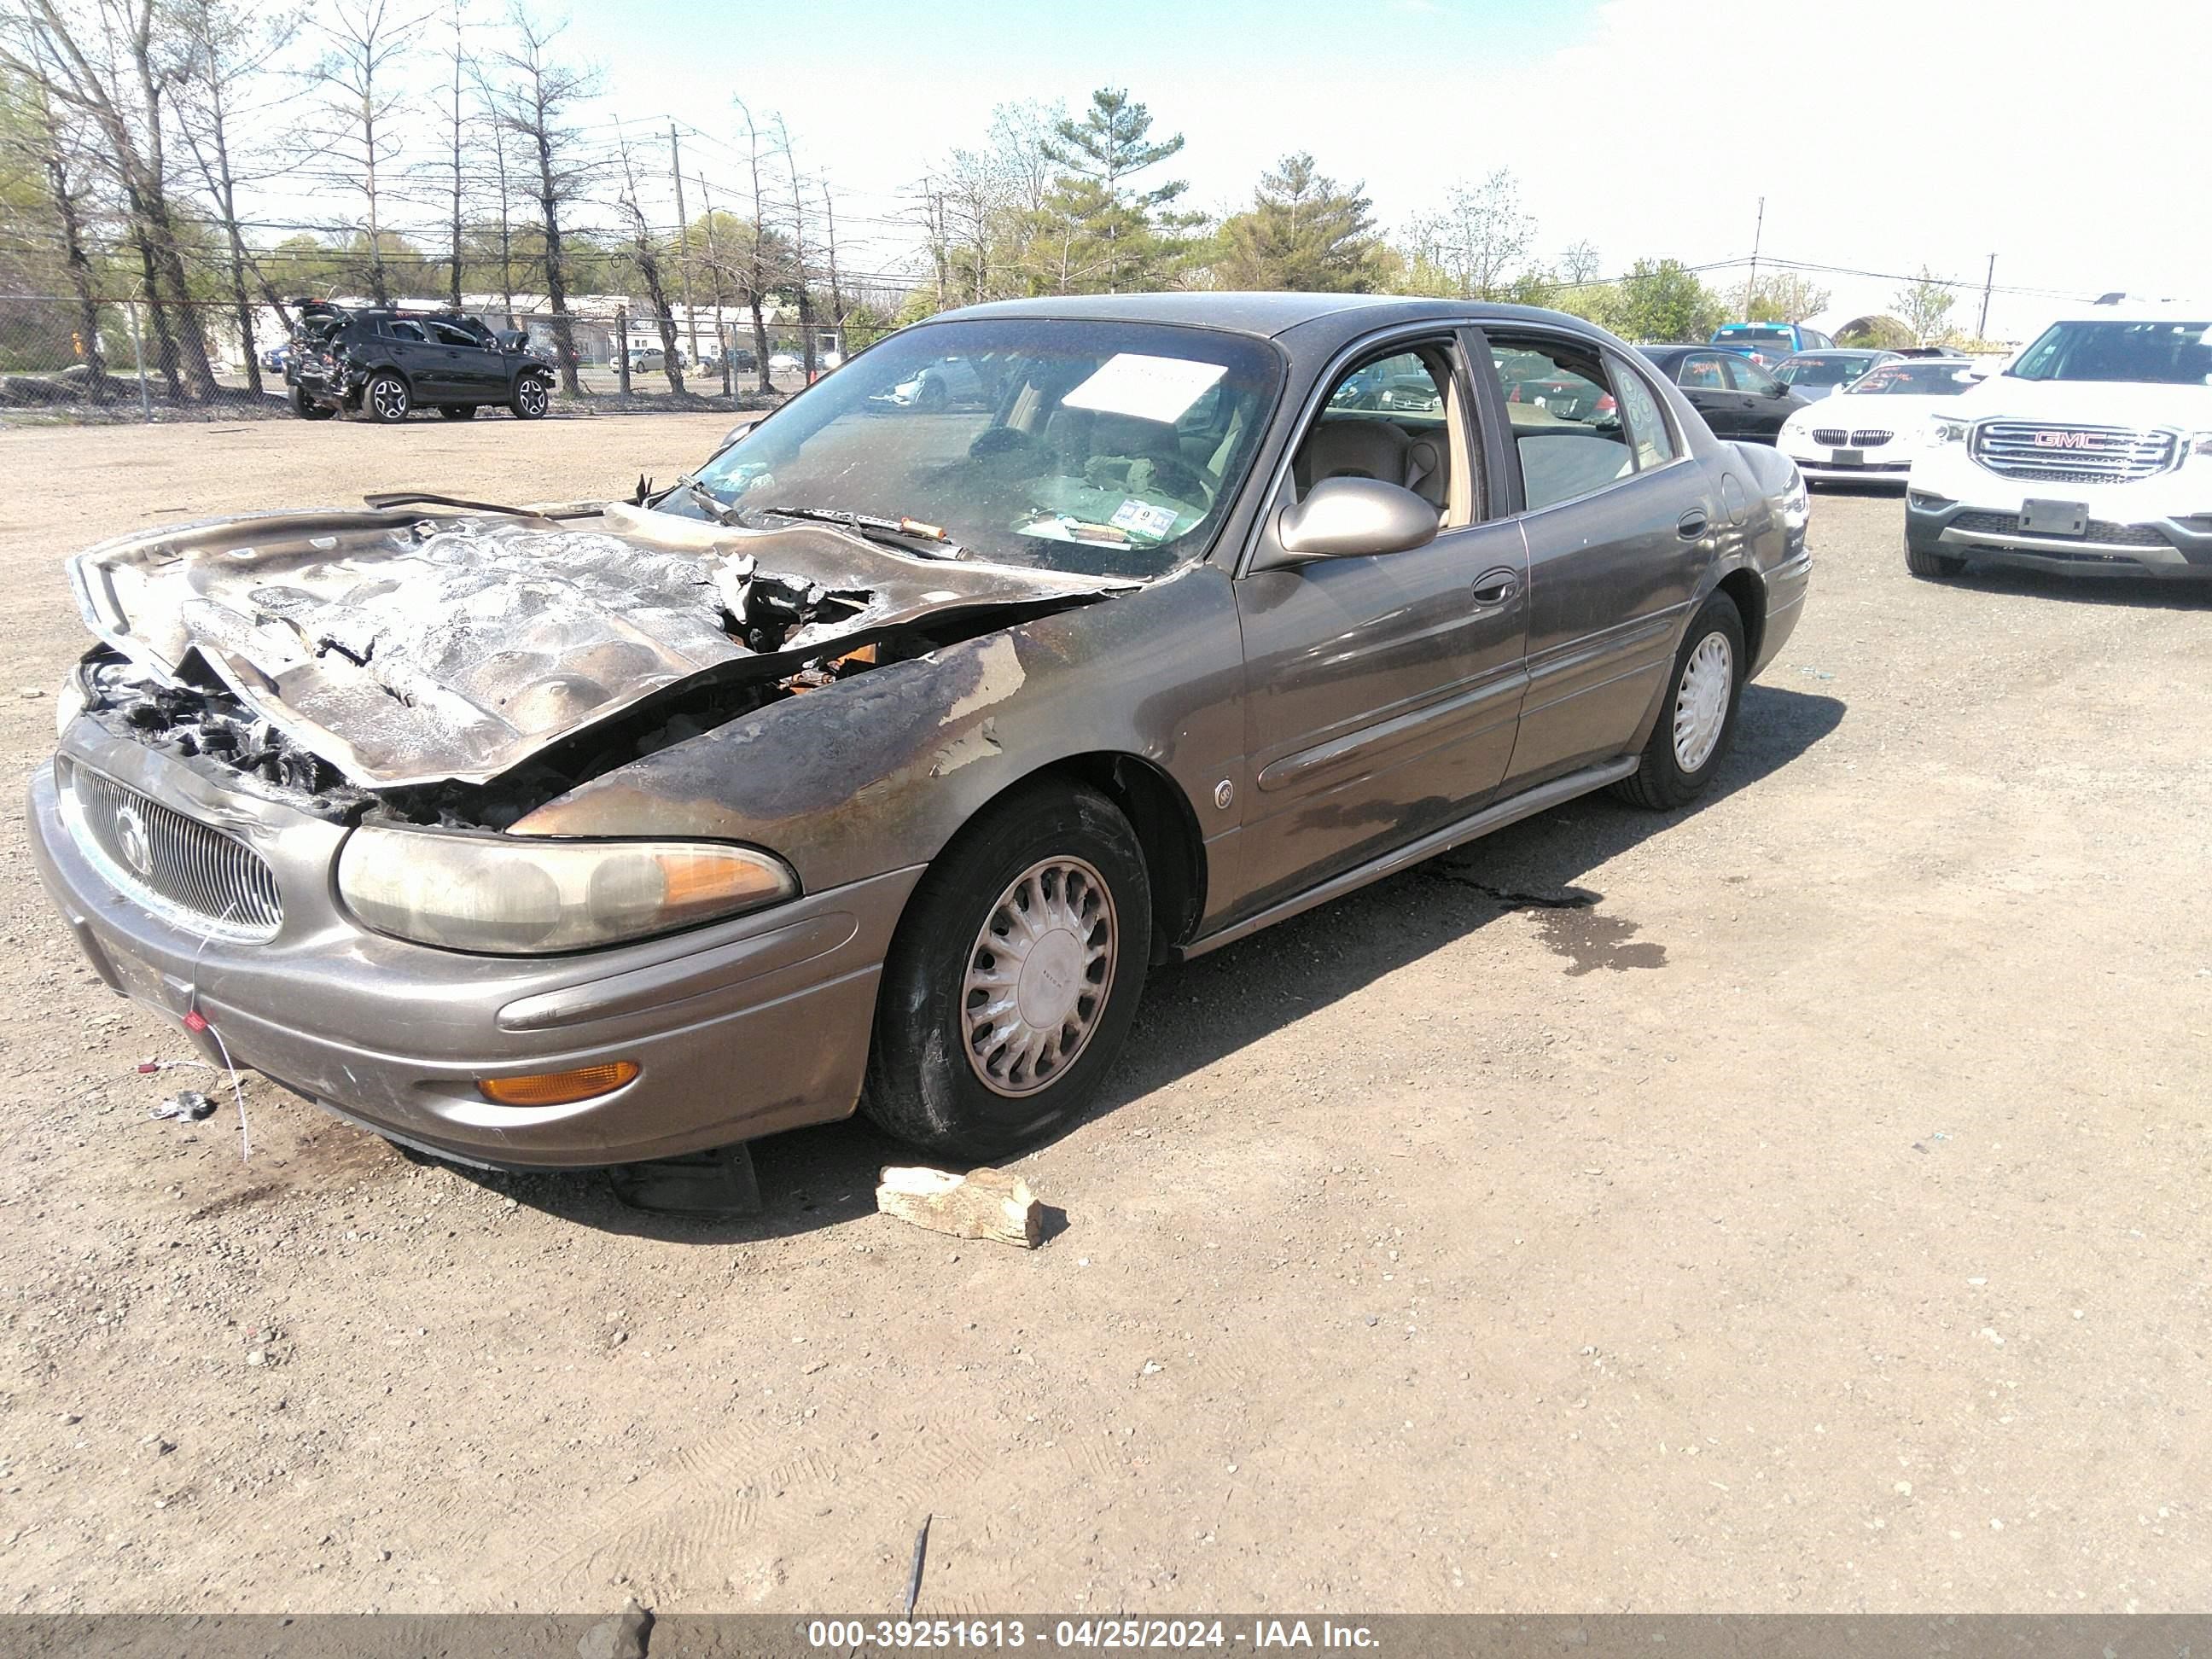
[1470,569,1519,608]
[1678,509,1708,539]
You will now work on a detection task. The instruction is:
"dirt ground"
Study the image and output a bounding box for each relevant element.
[1,414,2208,1616]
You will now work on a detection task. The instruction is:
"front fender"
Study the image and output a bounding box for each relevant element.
[509,564,1249,899]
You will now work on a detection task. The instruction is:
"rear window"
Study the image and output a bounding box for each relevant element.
[1715,326,1794,346]
[1848,362,1977,396]
[1777,355,1872,389]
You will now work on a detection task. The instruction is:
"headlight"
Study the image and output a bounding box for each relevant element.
[2191,431,2212,459]
[1928,416,1970,446]
[337,826,798,954]
[54,666,88,740]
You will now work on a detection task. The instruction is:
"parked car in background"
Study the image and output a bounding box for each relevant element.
[1906,308,2212,580]
[1639,345,1808,442]
[767,351,802,374]
[1496,348,1613,421]
[626,345,675,374]
[1773,348,1901,400]
[1710,322,1836,369]
[33,293,1808,1180]
[259,342,292,375]
[869,354,994,410]
[285,300,555,422]
[1779,356,1977,486]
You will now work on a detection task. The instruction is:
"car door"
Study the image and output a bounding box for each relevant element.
[1722,353,1802,440]
[1230,333,1530,915]
[427,319,502,401]
[1673,352,1745,439]
[1482,332,1717,789]
[379,320,451,399]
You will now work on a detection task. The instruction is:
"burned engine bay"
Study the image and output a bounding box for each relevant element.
[67,505,1129,829]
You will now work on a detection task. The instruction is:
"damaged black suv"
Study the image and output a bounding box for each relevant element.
[284,300,556,423]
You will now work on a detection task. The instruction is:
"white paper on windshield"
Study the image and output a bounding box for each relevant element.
[1062,353,1226,425]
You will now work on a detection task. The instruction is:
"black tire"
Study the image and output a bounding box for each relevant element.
[361,371,410,423]
[438,405,478,421]
[509,374,550,420]
[1906,543,1967,579]
[288,385,335,421]
[862,782,1153,1161]
[1614,591,1747,811]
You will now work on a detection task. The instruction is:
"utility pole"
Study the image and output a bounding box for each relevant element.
[671,123,698,365]
[1743,195,1765,317]
[823,182,846,360]
[1977,253,1996,341]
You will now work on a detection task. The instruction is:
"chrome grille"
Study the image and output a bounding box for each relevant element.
[1971,421,2177,482]
[1851,429,1894,448]
[62,764,282,940]
[1812,428,1848,447]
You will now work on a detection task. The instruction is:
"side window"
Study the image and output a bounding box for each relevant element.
[381,319,426,344]
[1609,358,1676,469]
[1487,335,1633,512]
[1680,353,1727,390]
[1295,343,1471,526]
[1725,356,1779,396]
[426,320,480,348]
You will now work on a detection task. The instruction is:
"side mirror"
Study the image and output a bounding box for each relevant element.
[1258,476,1439,569]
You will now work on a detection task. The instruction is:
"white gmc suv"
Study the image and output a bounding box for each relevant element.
[1905,308,2212,581]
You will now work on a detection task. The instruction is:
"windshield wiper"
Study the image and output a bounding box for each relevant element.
[760,504,963,558]
[661,474,741,526]
[362,491,596,525]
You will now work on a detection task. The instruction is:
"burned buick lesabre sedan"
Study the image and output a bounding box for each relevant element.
[29,295,1810,1175]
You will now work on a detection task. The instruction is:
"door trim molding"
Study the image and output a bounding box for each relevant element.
[1178,755,1639,960]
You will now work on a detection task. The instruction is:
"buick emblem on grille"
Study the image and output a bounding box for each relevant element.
[113,802,153,877]
[2033,430,2095,450]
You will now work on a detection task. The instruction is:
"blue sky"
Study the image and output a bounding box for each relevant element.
[549,0,2207,340]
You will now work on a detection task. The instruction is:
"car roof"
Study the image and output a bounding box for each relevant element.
[934,290,1622,351]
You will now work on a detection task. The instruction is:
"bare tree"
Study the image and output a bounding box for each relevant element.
[771,114,816,378]
[731,96,778,393]
[172,0,304,393]
[306,0,426,306]
[612,125,683,392]
[1559,239,1602,287]
[1406,169,1535,300]
[3,0,221,399]
[483,7,597,393]
[0,49,110,395]
[432,0,469,311]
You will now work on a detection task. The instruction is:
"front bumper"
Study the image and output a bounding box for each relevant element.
[26,729,919,1168]
[1905,453,2212,579]
[1782,437,1913,485]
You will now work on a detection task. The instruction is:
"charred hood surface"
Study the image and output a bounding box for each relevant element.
[69,505,1129,793]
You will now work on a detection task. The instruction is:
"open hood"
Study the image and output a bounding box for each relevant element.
[69,504,1127,791]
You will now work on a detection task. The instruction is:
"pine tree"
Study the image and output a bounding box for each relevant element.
[1037,88,1190,293]
[1212,153,1380,292]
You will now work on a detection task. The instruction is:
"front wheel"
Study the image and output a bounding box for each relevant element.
[1906,543,1967,579]
[862,782,1152,1161]
[361,371,410,423]
[509,375,550,420]
[1614,592,1746,811]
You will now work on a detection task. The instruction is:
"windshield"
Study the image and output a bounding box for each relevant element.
[2009,319,2212,384]
[678,317,1284,576]
[1715,326,1794,346]
[1777,354,1873,388]
[1848,361,1976,396]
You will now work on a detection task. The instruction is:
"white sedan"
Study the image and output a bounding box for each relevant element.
[1778,357,1982,486]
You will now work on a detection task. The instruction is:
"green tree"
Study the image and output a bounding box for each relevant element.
[1609,258,1727,342]
[1743,269,1831,323]
[1893,265,1956,345]
[1036,87,1191,293]
[1210,152,1380,292]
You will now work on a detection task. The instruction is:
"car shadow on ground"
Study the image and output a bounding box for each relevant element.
[474,683,1847,1242]
[1940,565,2212,612]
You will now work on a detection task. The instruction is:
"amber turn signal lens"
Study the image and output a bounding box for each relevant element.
[477,1062,639,1108]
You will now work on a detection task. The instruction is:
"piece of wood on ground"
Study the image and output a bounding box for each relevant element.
[876,1165,1043,1249]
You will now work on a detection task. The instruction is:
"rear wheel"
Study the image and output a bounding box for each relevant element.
[1906,543,1967,579]
[1614,592,1746,811]
[288,385,335,421]
[438,405,478,421]
[863,783,1152,1161]
[509,375,550,420]
[361,371,410,423]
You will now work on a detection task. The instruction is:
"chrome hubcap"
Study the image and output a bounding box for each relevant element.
[519,380,546,415]
[372,381,406,420]
[961,856,1117,1098]
[1672,632,1734,773]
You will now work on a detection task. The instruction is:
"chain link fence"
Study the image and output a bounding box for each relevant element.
[0,292,861,421]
